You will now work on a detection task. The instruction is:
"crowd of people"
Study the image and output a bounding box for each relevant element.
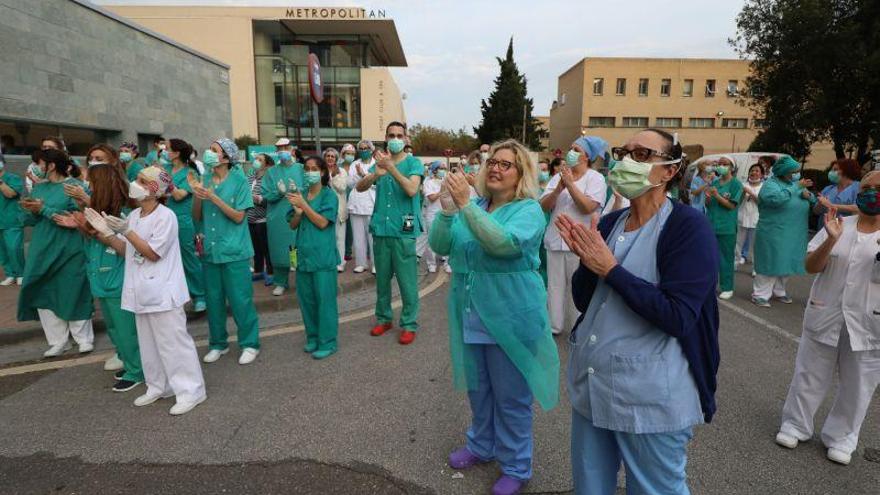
[0,123,878,495]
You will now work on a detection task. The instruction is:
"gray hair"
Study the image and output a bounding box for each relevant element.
[356,139,375,151]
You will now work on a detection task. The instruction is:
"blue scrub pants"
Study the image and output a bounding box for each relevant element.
[465,344,533,481]
[571,409,692,495]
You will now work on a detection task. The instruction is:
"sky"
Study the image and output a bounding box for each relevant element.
[96,0,749,132]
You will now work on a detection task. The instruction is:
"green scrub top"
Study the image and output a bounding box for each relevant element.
[754,176,816,276]
[369,155,424,239]
[165,164,197,223]
[428,198,559,410]
[289,186,340,272]
[262,161,305,264]
[0,171,24,229]
[199,166,254,264]
[706,177,743,235]
[126,158,146,182]
[84,237,125,298]
[17,179,93,321]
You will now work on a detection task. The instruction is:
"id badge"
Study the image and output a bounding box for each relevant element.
[402,214,415,233]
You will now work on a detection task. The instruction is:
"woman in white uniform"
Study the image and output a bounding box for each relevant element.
[419,161,446,273]
[347,140,377,274]
[86,165,206,416]
[775,171,880,465]
[323,147,349,273]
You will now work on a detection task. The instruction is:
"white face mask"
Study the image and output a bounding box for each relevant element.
[129,181,149,201]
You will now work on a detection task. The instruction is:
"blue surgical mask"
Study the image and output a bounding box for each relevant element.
[304,171,322,187]
[539,171,550,182]
[828,170,840,184]
[278,151,292,163]
[119,152,133,163]
[436,170,447,179]
[203,150,220,168]
[791,172,801,182]
[387,138,405,155]
[252,161,262,171]
[565,149,581,167]
[715,165,729,177]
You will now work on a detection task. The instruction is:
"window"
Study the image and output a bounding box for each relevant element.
[638,78,649,96]
[655,117,682,128]
[0,120,115,157]
[615,78,626,95]
[622,117,649,128]
[721,118,748,129]
[592,78,604,95]
[660,79,671,97]
[727,80,739,97]
[705,79,716,97]
[682,79,694,97]
[588,116,616,128]
[753,118,768,129]
[689,118,715,128]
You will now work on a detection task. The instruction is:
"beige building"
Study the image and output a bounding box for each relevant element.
[105,5,408,147]
[548,57,834,167]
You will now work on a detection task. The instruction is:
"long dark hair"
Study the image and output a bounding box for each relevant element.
[87,144,134,216]
[168,138,199,173]
[304,155,330,186]
[36,148,76,178]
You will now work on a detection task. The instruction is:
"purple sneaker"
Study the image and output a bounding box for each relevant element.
[448,447,488,470]
[492,475,526,495]
[492,474,526,495]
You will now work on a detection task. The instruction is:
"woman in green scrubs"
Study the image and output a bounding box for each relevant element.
[0,154,25,286]
[192,138,261,366]
[288,155,340,359]
[165,138,206,312]
[261,142,304,296]
[18,148,94,357]
[705,156,743,300]
[118,141,147,183]
[55,144,144,391]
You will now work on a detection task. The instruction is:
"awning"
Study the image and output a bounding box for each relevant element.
[281,19,407,67]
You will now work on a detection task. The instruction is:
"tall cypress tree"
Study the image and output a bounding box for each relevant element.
[475,38,544,150]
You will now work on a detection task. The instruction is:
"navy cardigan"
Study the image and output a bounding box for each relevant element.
[571,201,721,423]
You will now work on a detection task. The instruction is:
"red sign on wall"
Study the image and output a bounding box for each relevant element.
[308,53,323,104]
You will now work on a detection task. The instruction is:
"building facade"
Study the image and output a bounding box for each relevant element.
[0,0,231,163]
[548,57,834,167]
[105,4,408,148]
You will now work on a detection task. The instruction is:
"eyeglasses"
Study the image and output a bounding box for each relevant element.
[611,146,674,162]
[485,158,515,172]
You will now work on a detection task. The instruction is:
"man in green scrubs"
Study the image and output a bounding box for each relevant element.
[261,138,304,296]
[705,156,743,299]
[355,122,423,345]
[0,156,24,285]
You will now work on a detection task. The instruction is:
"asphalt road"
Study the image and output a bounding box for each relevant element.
[0,264,878,494]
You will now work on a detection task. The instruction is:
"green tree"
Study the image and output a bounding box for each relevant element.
[409,124,478,155]
[474,38,544,150]
[732,0,880,161]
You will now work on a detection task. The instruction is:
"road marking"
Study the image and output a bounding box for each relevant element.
[0,272,449,378]
[718,299,801,344]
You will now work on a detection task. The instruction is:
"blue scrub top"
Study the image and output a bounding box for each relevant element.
[818,181,859,226]
[567,199,704,434]
[689,174,708,213]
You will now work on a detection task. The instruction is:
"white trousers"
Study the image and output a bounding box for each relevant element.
[418,211,438,267]
[780,328,880,455]
[37,309,93,347]
[136,307,206,404]
[335,220,347,268]
[547,250,581,335]
[752,274,788,300]
[349,214,373,269]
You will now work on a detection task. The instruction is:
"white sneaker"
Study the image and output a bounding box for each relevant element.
[15,277,23,285]
[444,263,452,273]
[827,448,851,466]
[169,395,206,416]
[371,265,376,275]
[104,354,124,371]
[719,291,734,300]
[427,264,437,273]
[203,348,229,363]
[735,257,745,265]
[238,348,260,365]
[353,265,365,273]
[0,277,14,286]
[272,286,286,296]
[775,431,799,449]
[337,263,345,273]
[43,341,72,358]
[134,392,170,407]
[78,342,94,354]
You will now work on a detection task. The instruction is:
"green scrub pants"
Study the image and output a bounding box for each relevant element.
[273,265,291,289]
[296,270,338,352]
[373,236,419,331]
[179,222,205,303]
[716,233,737,292]
[0,227,24,278]
[99,297,144,382]
[204,259,261,350]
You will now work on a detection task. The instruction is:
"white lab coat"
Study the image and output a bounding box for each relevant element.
[779,216,880,455]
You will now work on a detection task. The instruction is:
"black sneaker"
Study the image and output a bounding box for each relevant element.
[114,370,125,381]
[112,380,142,393]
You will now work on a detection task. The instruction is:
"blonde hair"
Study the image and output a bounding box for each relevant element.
[474,139,539,200]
